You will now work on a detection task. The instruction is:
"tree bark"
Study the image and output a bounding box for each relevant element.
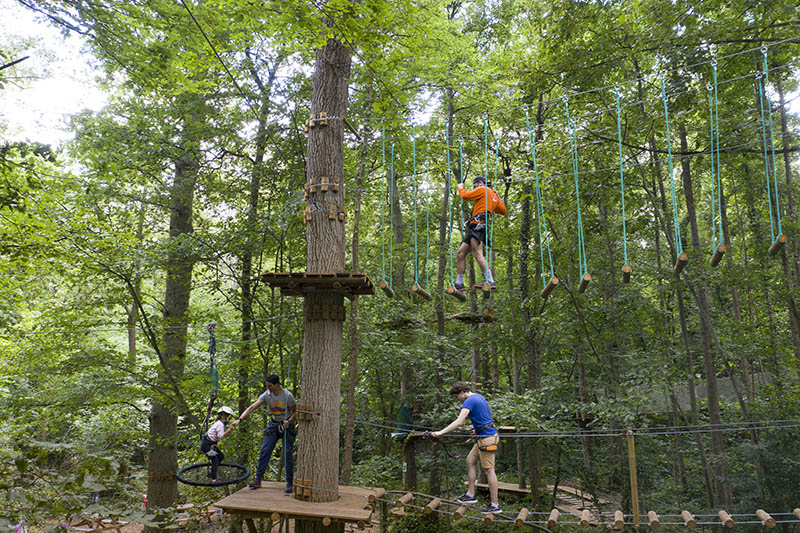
[295,32,351,522]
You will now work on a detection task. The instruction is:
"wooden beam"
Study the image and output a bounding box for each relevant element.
[756,509,776,528]
[622,264,631,283]
[648,511,660,529]
[710,244,726,267]
[681,510,696,529]
[769,233,787,255]
[515,508,529,527]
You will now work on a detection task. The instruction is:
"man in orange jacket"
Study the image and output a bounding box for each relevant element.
[455,176,507,290]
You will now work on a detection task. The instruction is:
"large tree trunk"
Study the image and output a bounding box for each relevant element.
[146,107,200,518]
[295,32,351,526]
[679,123,729,506]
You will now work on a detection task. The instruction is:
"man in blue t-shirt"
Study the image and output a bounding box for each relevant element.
[432,381,501,515]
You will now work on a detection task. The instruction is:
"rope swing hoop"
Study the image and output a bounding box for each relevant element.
[615,86,632,283]
[379,128,394,297]
[759,47,786,256]
[411,128,431,301]
[565,98,591,293]
[708,62,726,267]
[524,107,558,299]
[661,77,688,275]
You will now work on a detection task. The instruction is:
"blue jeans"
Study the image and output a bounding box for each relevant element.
[255,422,296,486]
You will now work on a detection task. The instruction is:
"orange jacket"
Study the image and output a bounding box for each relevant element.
[458,184,507,219]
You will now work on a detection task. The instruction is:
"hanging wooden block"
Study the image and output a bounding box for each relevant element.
[718,510,734,528]
[578,273,592,293]
[445,286,467,301]
[674,252,688,274]
[580,509,591,528]
[710,244,726,267]
[613,510,625,530]
[648,511,660,529]
[681,510,696,529]
[769,233,787,255]
[453,505,468,520]
[756,509,776,528]
[395,492,413,508]
[793,508,800,520]
[541,276,559,299]
[515,508,529,527]
[379,280,394,297]
[483,512,496,526]
[622,264,631,283]
[547,509,560,528]
[424,498,441,515]
[412,285,431,301]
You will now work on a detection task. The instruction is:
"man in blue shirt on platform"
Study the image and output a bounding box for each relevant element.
[432,381,501,515]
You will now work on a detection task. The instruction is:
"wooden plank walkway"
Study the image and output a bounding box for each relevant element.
[214,482,375,524]
[260,272,375,298]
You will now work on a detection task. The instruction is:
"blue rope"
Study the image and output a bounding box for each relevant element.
[762,47,782,236]
[661,77,683,256]
[615,87,629,266]
[565,98,588,277]
[524,107,554,288]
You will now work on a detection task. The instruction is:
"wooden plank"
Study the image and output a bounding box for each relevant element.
[214,482,373,523]
[472,481,531,495]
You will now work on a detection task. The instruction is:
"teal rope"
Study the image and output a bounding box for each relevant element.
[565,98,588,276]
[524,107,554,288]
[661,77,683,256]
[458,138,465,238]
[381,128,386,282]
[490,136,499,271]
[484,117,491,272]
[425,147,430,291]
[757,72,776,242]
[713,62,723,246]
[389,139,394,289]
[708,84,717,251]
[446,128,455,286]
[615,87,628,266]
[762,48,782,235]
[412,128,419,286]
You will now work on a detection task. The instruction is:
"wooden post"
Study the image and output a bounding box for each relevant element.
[769,233,787,255]
[613,510,625,530]
[674,252,688,274]
[580,509,591,528]
[756,509,776,528]
[548,509,560,528]
[541,276,559,299]
[648,511,660,529]
[681,511,696,529]
[622,264,631,283]
[718,510,734,528]
[626,428,641,528]
[710,244,726,267]
[424,498,441,515]
[515,508,529,527]
[453,505,468,520]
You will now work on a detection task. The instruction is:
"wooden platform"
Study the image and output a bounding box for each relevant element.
[260,272,375,299]
[473,480,532,495]
[214,482,375,524]
[445,310,494,323]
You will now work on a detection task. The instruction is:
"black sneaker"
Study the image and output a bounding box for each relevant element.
[248,480,262,490]
[481,503,502,514]
[455,493,478,504]
[454,282,466,291]
[284,484,293,494]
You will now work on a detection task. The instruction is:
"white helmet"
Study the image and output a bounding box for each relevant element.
[218,406,234,416]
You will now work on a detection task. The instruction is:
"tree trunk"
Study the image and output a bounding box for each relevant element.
[295,32,351,524]
[146,106,200,518]
[679,122,729,506]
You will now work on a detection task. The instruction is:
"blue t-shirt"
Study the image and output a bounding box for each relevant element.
[462,393,497,437]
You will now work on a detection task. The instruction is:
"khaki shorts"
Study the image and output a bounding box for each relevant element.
[468,434,499,469]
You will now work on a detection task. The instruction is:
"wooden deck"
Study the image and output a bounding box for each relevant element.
[214,482,375,524]
[260,272,375,299]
